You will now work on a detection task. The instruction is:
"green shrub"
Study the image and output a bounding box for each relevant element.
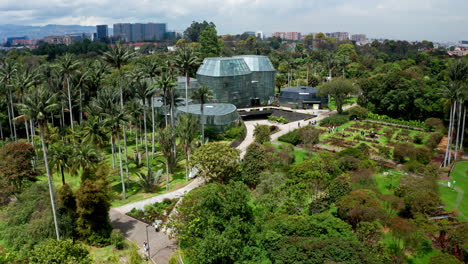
[110,229,125,250]
[367,113,426,129]
[320,114,349,126]
[254,125,271,144]
[425,132,443,149]
[425,118,444,132]
[347,106,368,120]
[268,115,289,124]
[413,133,425,144]
[225,125,245,140]
[278,130,300,145]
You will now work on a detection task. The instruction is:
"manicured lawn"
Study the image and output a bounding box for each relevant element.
[439,161,468,221]
[374,169,405,195]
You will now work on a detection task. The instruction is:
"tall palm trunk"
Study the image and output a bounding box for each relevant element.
[200,103,205,142]
[143,101,150,169]
[459,106,466,153]
[151,96,155,158]
[185,72,189,111]
[67,77,74,131]
[448,101,458,165]
[6,100,12,138]
[79,88,83,123]
[0,122,3,139]
[111,137,116,169]
[117,131,126,199]
[454,100,463,161]
[443,101,454,166]
[185,149,190,182]
[123,125,129,186]
[39,121,60,240]
[24,120,30,143]
[8,87,17,140]
[445,101,456,166]
[166,161,170,191]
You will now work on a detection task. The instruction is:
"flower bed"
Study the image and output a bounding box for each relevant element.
[127,198,179,225]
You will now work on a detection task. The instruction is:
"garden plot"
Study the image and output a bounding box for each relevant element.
[319,121,431,159]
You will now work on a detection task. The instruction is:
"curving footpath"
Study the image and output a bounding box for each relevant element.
[110,104,355,263]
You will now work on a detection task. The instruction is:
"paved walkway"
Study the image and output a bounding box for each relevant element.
[110,178,204,263]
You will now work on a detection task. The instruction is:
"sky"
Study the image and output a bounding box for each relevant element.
[0,0,467,42]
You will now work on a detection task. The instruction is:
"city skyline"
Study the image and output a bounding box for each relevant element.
[0,0,466,42]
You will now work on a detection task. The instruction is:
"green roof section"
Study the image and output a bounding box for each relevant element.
[197,57,251,77]
[234,55,275,72]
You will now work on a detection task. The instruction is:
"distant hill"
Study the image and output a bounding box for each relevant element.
[0,24,98,41]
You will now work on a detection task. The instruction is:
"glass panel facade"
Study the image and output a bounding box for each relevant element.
[176,103,239,132]
[279,87,328,108]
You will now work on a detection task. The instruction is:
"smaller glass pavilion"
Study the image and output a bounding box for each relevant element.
[176,103,239,131]
[279,86,328,109]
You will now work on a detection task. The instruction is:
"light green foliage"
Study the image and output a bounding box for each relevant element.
[267,115,288,124]
[170,182,253,264]
[318,78,356,114]
[337,44,357,58]
[199,26,222,58]
[190,142,240,183]
[29,239,92,264]
[253,124,270,144]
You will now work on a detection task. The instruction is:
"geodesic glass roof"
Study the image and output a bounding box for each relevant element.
[197,57,251,77]
[234,55,275,72]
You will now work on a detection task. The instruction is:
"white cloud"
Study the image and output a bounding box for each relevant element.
[0,0,466,41]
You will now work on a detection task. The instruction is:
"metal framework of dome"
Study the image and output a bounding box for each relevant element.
[235,55,275,103]
[176,103,239,131]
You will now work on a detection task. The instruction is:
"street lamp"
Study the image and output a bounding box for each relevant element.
[145,224,151,259]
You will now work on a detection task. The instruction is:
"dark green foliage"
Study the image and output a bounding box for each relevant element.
[337,189,388,227]
[241,143,271,187]
[268,237,380,264]
[0,142,38,203]
[429,253,462,264]
[0,183,74,254]
[183,21,216,42]
[425,132,444,149]
[348,105,369,120]
[57,184,78,238]
[253,124,271,144]
[29,239,92,264]
[224,122,246,140]
[110,229,125,250]
[278,126,320,146]
[320,114,350,126]
[75,165,112,246]
[413,133,425,144]
[170,182,253,264]
[393,143,433,164]
[425,117,444,132]
[32,39,109,60]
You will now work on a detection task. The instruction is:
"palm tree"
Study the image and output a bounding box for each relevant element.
[56,54,80,131]
[49,143,73,185]
[0,61,17,139]
[177,113,199,181]
[71,143,100,177]
[134,80,157,170]
[13,65,35,143]
[157,68,178,127]
[442,60,468,167]
[80,115,109,149]
[141,60,160,158]
[17,87,61,240]
[102,42,135,107]
[191,85,213,142]
[174,45,201,111]
[157,125,176,190]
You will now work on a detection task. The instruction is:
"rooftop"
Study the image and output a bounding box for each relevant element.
[281,86,319,94]
[197,57,251,77]
[234,55,275,72]
[177,103,237,116]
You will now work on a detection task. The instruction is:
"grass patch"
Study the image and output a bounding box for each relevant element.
[374,169,405,195]
[439,161,468,220]
[88,240,147,263]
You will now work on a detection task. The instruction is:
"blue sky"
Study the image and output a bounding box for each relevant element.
[1,0,467,42]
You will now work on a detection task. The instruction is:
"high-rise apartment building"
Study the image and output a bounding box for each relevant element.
[113,23,167,42]
[272,32,301,41]
[96,25,108,40]
[326,32,350,41]
[351,34,366,43]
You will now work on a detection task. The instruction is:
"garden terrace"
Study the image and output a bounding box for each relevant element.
[318,121,432,157]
